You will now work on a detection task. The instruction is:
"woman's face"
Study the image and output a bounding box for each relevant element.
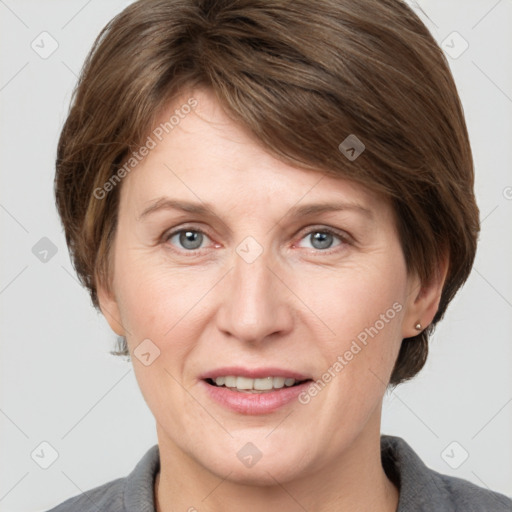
[99,88,434,484]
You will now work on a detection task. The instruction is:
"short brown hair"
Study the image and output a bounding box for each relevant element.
[55,0,479,386]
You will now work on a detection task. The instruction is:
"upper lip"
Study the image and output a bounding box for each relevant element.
[200,366,312,381]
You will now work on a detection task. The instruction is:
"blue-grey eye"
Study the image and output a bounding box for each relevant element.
[297,229,343,251]
[310,231,334,250]
[171,230,205,250]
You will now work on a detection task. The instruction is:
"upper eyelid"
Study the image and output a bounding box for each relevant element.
[297,224,348,238]
[164,224,214,242]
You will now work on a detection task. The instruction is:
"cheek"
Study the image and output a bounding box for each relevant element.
[112,261,213,419]
[297,257,407,345]
[292,255,408,414]
[113,250,218,352]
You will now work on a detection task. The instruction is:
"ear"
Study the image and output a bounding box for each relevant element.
[96,276,126,337]
[401,254,449,338]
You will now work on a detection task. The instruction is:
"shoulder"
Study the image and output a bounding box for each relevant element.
[45,477,125,512]
[432,471,512,511]
[44,444,160,512]
[381,435,512,512]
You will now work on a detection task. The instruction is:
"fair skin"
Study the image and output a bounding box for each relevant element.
[98,88,446,512]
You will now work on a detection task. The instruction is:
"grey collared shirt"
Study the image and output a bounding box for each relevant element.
[46,435,512,511]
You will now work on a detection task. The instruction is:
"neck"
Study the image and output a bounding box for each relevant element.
[154,420,399,512]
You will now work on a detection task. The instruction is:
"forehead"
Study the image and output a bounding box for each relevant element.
[118,88,390,220]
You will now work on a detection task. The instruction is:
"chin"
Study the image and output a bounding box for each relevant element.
[214,463,300,487]
[196,445,312,486]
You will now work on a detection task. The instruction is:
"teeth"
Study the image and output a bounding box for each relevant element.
[224,376,236,387]
[213,376,301,391]
[272,377,285,389]
[236,376,254,390]
[254,377,274,390]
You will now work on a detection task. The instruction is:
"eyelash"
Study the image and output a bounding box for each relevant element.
[161,224,352,256]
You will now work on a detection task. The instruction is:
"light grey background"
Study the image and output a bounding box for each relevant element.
[1,1,511,511]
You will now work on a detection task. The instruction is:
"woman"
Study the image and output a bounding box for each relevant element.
[48,0,512,510]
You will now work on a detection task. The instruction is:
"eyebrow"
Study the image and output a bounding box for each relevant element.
[137,197,373,222]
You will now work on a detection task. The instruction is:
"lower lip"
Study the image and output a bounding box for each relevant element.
[200,379,312,415]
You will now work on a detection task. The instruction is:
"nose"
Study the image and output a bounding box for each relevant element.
[215,247,294,345]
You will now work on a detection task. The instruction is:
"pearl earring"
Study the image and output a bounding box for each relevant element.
[414,322,422,331]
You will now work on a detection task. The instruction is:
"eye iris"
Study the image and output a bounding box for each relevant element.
[311,232,333,250]
[180,230,203,250]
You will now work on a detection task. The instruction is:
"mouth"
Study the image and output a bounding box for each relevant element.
[199,369,314,414]
[204,376,312,393]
